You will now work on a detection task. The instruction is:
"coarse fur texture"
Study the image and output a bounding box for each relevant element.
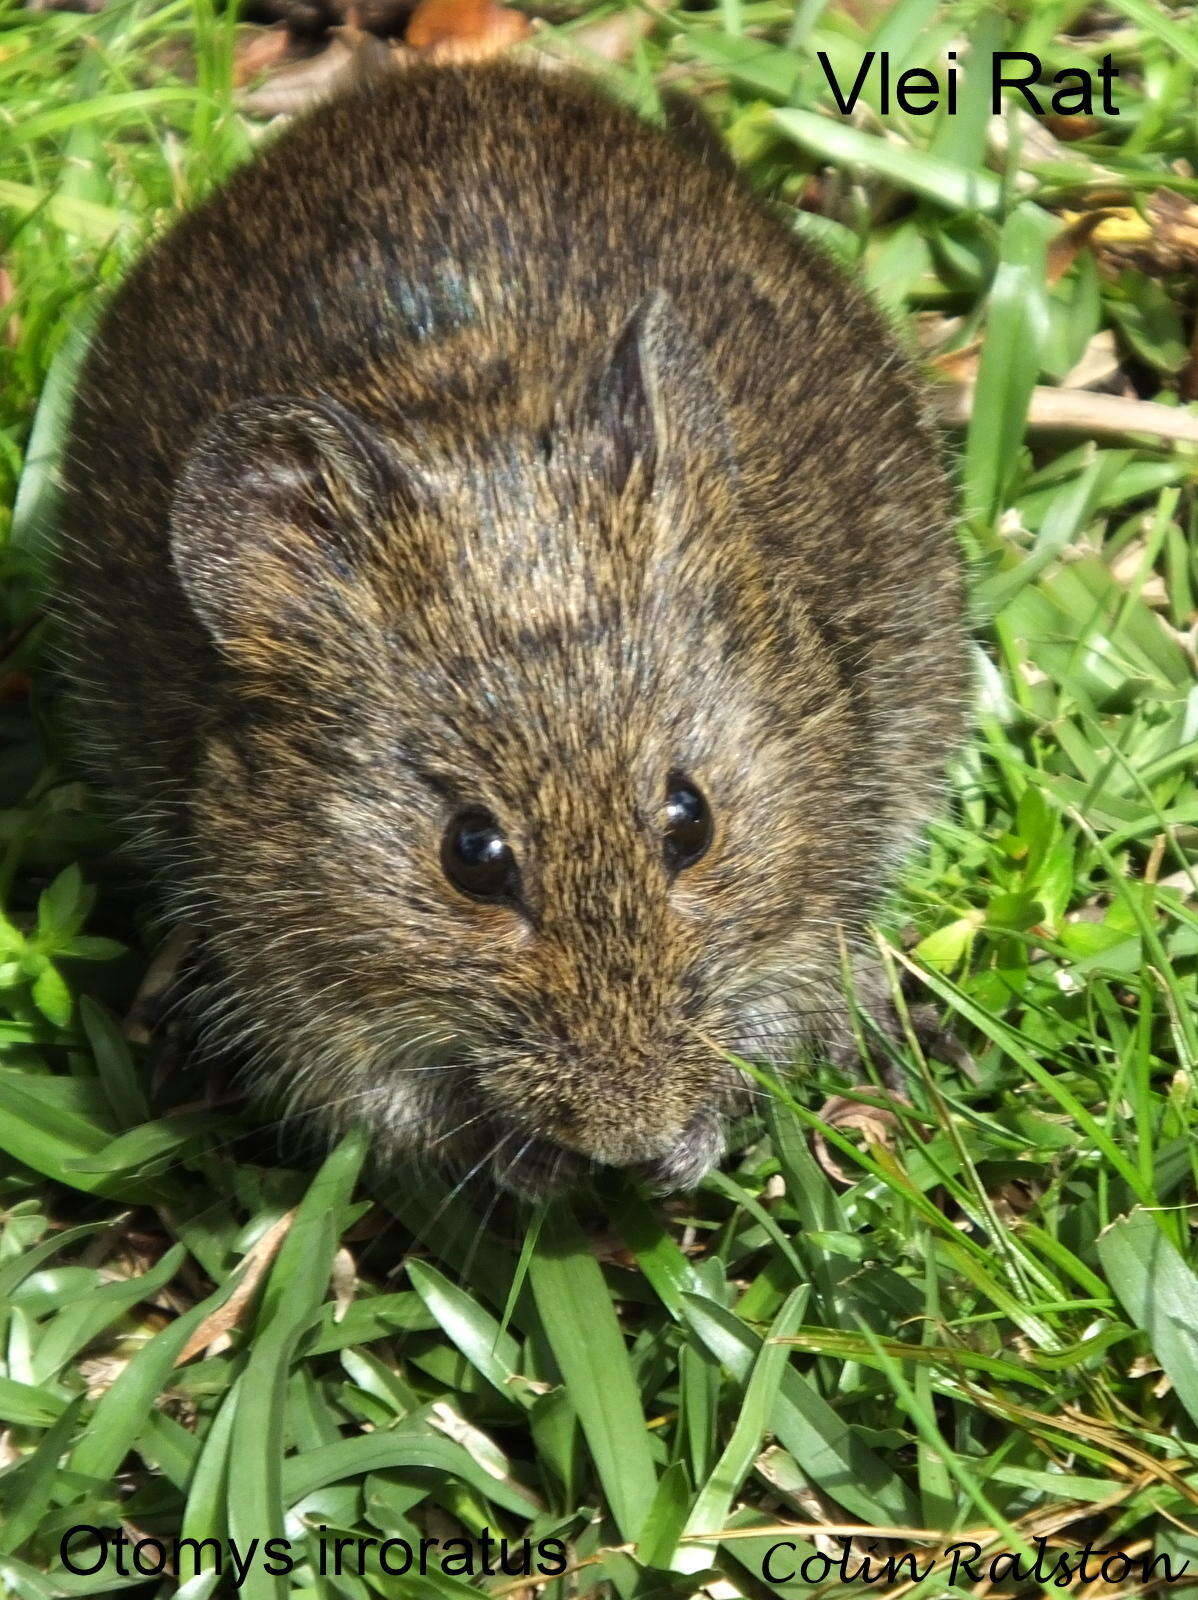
[56,59,968,1194]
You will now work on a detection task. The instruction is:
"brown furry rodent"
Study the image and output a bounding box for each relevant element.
[57,60,968,1194]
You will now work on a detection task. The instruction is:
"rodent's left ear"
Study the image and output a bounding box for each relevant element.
[170,393,403,655]
[584,291,736,498]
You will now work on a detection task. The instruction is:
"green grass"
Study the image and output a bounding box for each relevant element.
[2,0,1198,1595]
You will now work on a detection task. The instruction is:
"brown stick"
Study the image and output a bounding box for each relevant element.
[933,382,1198,446]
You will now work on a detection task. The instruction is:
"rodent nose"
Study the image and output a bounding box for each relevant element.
[561,1122,680,1169]
[550,1100,719,1174]
[491,1110,724,1198]
[481,1047,716,1174]
[640,1111,725,1191]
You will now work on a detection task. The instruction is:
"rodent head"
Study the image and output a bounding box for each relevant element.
[169,295,865,1195]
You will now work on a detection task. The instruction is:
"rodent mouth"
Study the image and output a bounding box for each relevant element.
[482,1112,726,1200]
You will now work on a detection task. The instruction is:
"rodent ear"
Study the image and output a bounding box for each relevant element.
[170,394,397,653]
[584,291,735,497]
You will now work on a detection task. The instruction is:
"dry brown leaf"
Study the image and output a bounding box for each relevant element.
[233,24,300,87]
[1158,615,1198,673]
[1041,112,1103,142]
[928,339,981,383]
[920,317,1099,405]
[812,1092,904,1186]
[584,1229,638,1270]
[428,1401,547,1511]
[1091,188,1198,276]
[405,0,530,60]
[26,0,105,12]
[1046,207,1121,286]
[992,1180,1037,1227]
[331,1245,357,1322]
[173,1209,296,1366]
[987,108,1092,191]
[0,265,18,349]
[1061,328,1120,391]
[754,1449,849,1557]
[913,312,963,355]
[238,33,392,115]
[1142,833,1166,886]
[1157,866,1198,898]
[1109,536,1169,608]
[538,0,665,66]
[564,11,647,62]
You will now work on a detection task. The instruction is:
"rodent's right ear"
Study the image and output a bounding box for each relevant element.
[170,394,404,655]
[580,292,736,503]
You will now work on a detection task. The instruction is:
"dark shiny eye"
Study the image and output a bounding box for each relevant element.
[663,776,712,873]
[441,810,518,902]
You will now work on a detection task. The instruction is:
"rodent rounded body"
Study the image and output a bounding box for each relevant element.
[59,61,968,1191]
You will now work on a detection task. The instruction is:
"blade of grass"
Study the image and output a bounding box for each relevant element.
[527,1201,657,1541]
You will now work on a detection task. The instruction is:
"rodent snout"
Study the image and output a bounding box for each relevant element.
[639,1110,727,1192]
[555,1117,684,1171]
[491,1109,725,1199]
[477,1044,729,1196]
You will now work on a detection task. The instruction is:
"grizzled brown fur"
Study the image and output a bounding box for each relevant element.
[57,61,967,1193]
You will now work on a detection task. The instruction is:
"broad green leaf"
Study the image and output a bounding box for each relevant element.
[227,1130,367,1600]
[0,1397,85,1556]
[406,1259,530,1407]
[280,1431,541,1517]
[674,1289,807,1573]
[1097,1208,1198,1431]
[80,999,150,1128]
[773,108,1003,212]
[680,1294,917,1524]
[528,1203,657,1540]
[32,1245,186,1383]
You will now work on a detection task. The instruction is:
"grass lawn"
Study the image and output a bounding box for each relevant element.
[2,0,1198,1595]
